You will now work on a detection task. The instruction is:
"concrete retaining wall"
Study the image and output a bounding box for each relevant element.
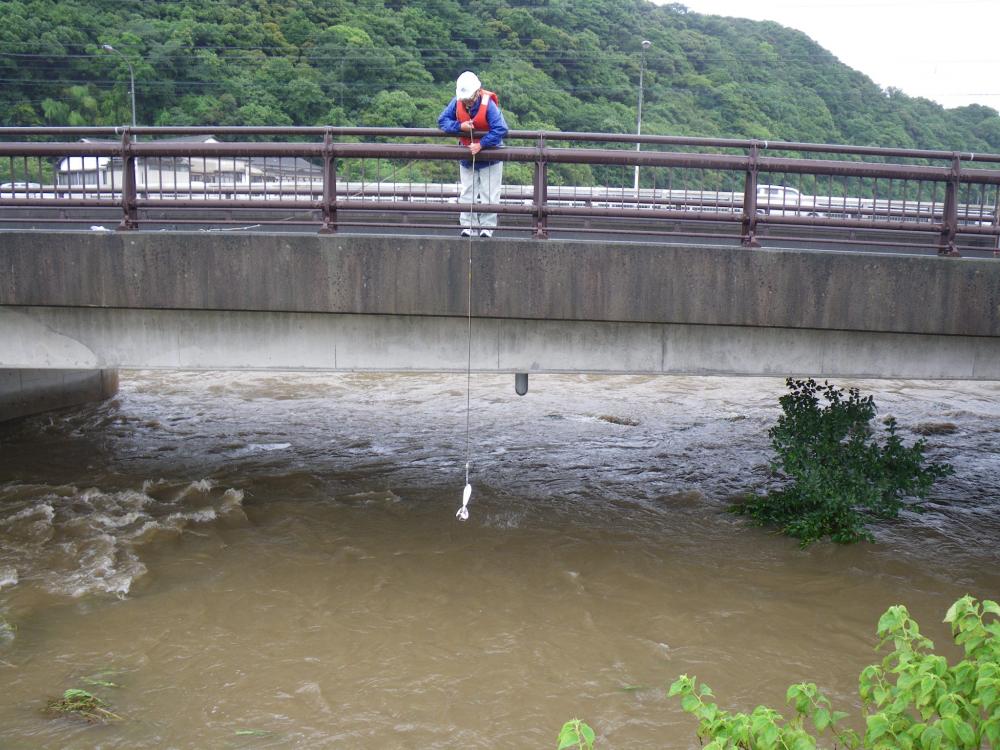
[0,368,118,422]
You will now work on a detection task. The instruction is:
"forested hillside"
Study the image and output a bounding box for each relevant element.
[2,0,999,152]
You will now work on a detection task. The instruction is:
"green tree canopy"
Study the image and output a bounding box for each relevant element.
[0,0,997,158]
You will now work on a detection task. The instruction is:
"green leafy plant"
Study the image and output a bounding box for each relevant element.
[733,378,953,546]
[858,596,1000,749]
[45,688,122,723]
[557,718,596,749]
[668,676,859,749]
[665,596,999,749]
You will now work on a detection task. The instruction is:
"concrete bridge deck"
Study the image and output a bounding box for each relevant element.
[0,230,998,382]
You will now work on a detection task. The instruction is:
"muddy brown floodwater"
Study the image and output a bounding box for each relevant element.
[0,372,997,748]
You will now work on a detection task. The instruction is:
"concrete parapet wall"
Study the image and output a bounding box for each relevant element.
[1,231,998,380]
[0,368,118,422]
[0,231,997,337]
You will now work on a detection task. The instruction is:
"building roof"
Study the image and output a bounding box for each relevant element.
[80,135,220,144]
[249,156,323,176]
[59,136,324,179]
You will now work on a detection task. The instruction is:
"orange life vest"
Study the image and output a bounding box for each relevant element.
[456,89,499,146]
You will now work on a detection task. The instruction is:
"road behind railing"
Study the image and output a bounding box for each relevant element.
[2,126,1000,256]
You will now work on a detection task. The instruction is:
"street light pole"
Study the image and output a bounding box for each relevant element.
[102,44,136,129]
[634,40,651,195]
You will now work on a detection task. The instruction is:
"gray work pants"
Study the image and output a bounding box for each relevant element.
[459,161,503,229]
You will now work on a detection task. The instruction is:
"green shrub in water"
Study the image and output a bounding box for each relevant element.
[559,596,1000,749]
[733,378,954,547]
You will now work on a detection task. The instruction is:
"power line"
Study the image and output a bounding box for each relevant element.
[4,47,997,69]
[0,78,658,95]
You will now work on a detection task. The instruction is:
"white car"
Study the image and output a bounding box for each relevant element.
[1,181,43,198]
[756,184,822,217]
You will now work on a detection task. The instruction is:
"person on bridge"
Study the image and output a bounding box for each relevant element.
[438,71,508,238]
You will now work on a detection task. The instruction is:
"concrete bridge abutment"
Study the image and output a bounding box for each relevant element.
[0,368,118,423]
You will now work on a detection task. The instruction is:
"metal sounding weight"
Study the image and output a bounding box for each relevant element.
[456,135,476,522]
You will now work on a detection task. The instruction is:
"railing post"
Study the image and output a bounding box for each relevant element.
[319,129,337,235]
[117,128,138,231]
[533,134,548,239]
[937,155,961,256]
[741,142,760,248]
[994,198,1000,258]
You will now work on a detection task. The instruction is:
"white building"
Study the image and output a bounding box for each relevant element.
[56,135,324,197]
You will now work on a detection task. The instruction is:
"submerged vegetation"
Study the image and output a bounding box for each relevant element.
[0,615,16,641]
[44,669,125,724]
[598,414,640,427]
[733,378,954,547]
[81,675,121,689]
[45,688,121,724]
[560,596,1000,749]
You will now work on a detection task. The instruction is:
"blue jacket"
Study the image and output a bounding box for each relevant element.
[438,96,508,170]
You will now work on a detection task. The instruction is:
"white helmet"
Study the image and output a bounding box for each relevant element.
[456,71,481,100]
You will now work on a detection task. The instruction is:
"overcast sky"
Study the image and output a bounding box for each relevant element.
[661,0,999,112]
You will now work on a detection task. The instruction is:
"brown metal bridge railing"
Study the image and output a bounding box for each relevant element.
[2,126,1000,256]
